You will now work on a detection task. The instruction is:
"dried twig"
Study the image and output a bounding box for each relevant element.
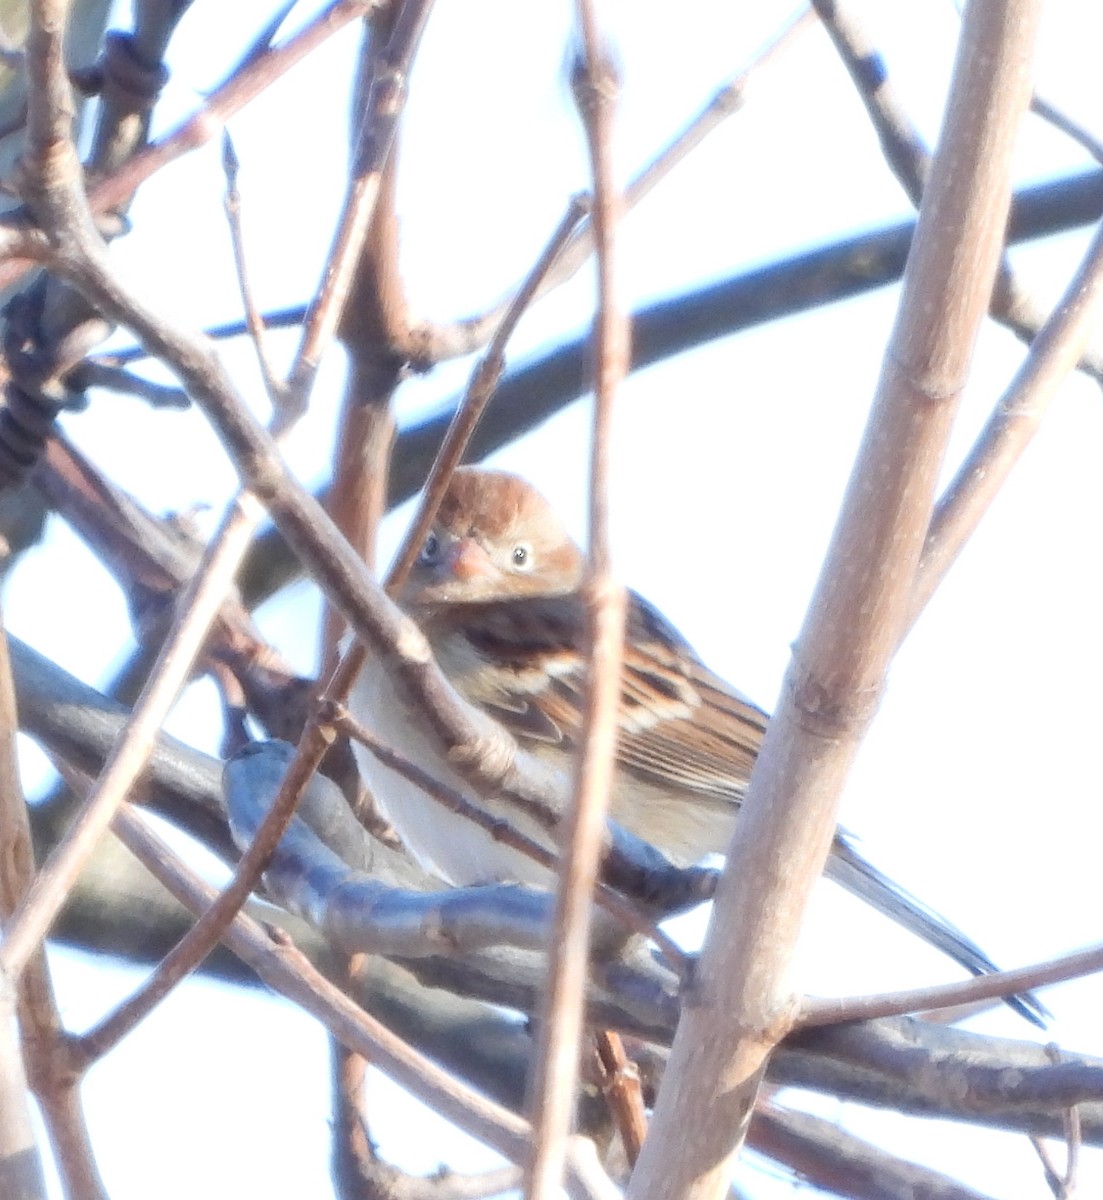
[111,805,620,1200]
[812,0,1103,385]
[386,195,590,598]
[594,1032,648,1167]
[799,940,1103,1028]
[66,359,189,408]
[749,1100,998,1200]
[0,0,376,293]
[627,4,1041,1197]
[221,130,290,413]
[285,0,435,411]
[911,216,1103,623]
[0,495,275,985]
[418,6,816,365]
[1030,1044,1083,1199]
[1032,94,1103,165]
[526,18,629,1200]
[0,612,103,1198]
[321,14,413,1169]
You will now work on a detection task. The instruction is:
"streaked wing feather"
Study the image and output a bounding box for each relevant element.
[617,666,764,799]
[480,690,565,743]
[430,591,767,800]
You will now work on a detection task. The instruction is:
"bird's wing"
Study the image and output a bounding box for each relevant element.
[428,592,767,801]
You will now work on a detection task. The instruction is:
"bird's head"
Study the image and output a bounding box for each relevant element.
[399,468,584,607]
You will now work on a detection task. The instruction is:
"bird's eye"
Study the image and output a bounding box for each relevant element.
[511,544,532,569]
[420,533,440,563]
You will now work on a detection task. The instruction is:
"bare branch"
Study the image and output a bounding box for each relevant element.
[594,1032,648,1167]
[418,6,816,365]
[1031,94,1103,165]
[111,805,620,1200]
[800,940,1103,1028]
[812,0,1103,384]
[527,18,629,1199]
[0,608,102,1196]
[286,0,435,410]
[628,4,1041,1197]
[749,1100,998,1200]
[0,0,377,293]
[386,195,589,599]
[66,359,189,407]
[0,974,47,1200]
[220,130,290,413]
[911,216,1103,622]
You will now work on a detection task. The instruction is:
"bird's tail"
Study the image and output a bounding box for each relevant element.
[824,835,1048,1028]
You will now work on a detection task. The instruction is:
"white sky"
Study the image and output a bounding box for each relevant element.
[8,0,1103,1196]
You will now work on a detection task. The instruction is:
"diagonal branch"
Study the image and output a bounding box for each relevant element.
[627,4,1041,1198]
[111,804,620,1200]
[812,0,1103,384]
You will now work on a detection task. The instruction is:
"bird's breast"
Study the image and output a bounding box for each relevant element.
[349,655,564,888]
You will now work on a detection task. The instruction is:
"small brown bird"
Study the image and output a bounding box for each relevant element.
[351,467,1044,1024]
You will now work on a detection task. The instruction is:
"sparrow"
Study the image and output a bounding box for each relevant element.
[350,467,1045,1025]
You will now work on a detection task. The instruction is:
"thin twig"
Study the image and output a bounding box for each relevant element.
[66,360,190,408]
[419,6,816,364]
[799,940,1103,1029]
[910,215,1103,623]
[0,0,376,294]
[0,495,270,983]
[386,194,590,598]
[812,0,1103,385]
[321,17,411,1170]
[111,805,620,1200]
[594,1032,648,1166]
[526,17,629,1200]
[0,607,103,1196]
[1032,94,1103,166]
[221,130,291,413]
[1027,1043,1082,1199]
[627,4,1041,1197]
[285,0,435,411]
[330,1035,378,1199]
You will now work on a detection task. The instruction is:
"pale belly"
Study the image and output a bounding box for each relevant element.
[349,656,567,888]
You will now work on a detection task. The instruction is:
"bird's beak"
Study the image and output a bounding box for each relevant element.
[445,537,497,581]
